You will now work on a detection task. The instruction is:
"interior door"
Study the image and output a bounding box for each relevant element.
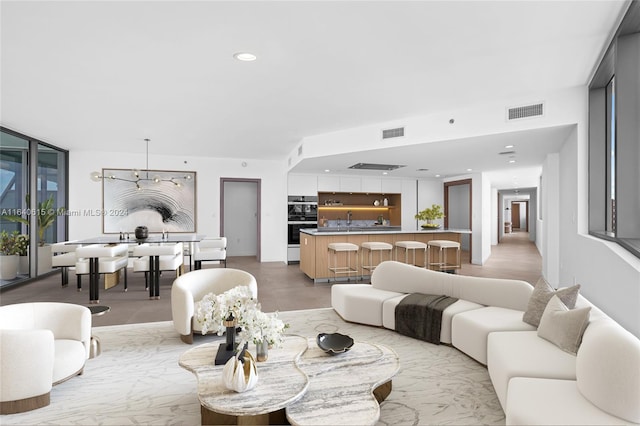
[221,179,261,259]
[511,203,521,229]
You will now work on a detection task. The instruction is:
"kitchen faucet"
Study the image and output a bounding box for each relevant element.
[347,210,352,226]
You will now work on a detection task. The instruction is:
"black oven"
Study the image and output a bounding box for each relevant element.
[288,195,318,222]
[288,222,317,245]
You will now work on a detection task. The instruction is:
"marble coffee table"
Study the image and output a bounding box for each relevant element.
[179,334,400,425]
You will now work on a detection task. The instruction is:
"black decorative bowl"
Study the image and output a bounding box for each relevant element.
[316,333,354,355]
[135,226,148,240]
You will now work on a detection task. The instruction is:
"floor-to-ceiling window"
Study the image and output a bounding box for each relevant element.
[588,2,639,259]
[0,127,68,288]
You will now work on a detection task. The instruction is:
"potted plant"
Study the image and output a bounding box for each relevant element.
[415,204,445,229]
[0,230,21,280]
[5,194,64,273]
[15,233,29,275]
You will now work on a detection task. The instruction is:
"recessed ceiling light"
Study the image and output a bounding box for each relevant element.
[509,160,516,163]
[324,169,330,173]
[466,168,472,172]
[382,172,388,175]
[505,145,514,149]
[435,174,441,177]
[234,52,257,61]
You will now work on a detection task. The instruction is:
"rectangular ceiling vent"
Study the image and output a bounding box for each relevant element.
[507,103,544,121]
[382,127,405,139]
[349,163,406,171]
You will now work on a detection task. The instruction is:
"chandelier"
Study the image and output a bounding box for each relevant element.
[90,138,192,190]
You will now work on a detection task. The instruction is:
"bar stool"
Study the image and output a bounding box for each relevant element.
[360,242,393,276]
[327,243,359,282]
[394,241,427,267]
[427,240,461,272]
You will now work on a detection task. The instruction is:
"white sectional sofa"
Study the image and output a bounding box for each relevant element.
[331,261,640,425]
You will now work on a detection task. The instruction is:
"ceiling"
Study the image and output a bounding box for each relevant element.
[0,1,629,188]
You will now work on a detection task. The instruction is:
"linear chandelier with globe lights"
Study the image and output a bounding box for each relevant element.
[89,138,192,190]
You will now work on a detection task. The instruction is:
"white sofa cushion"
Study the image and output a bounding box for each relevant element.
[332,284,402,327]
[382,295,483,344]
[451,306,535,364]
[506,378,631,425]
[52,339,88,384]
[487,331,577,410]
[576,318,640,424]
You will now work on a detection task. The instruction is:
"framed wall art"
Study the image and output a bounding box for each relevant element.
[102,168,196,233]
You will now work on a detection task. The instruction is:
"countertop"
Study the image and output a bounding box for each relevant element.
[301,227,471,235]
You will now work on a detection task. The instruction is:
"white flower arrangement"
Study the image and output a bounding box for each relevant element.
[194,286,289,349]
[194,286,259,336]
[238,309,289,348]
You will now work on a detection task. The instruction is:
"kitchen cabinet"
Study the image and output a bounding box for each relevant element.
[381,179,403,194]
[339,177,361,192]
[300,229,463,280]
[317,175,340,192]
[288,174,317,196]
[361,178,382,193]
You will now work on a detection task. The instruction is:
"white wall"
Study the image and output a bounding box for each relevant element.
[68,150,287,262]
[416,178,444,229]
[555,118,640,337]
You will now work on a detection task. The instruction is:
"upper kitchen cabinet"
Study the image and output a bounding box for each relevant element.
[381,179,403,194]
[317,175,340,192]
[288,174,318,196]
[339,177,361,192]
[361,177,382,193]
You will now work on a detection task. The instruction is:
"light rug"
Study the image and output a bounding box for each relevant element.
[2,308,504,425]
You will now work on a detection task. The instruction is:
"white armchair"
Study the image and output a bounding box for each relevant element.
[193,237,227,269]
[0,302,91,414]
[171,268,257,343]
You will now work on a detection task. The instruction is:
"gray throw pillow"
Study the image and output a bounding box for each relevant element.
[522,277,580,327]
[537,295,591,354]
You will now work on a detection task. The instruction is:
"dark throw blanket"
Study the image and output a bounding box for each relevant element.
[395,293,459,344]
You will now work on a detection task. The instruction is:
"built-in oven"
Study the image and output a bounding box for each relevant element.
[287,196,318,264]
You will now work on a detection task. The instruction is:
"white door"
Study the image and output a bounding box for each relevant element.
[223,180,259,257]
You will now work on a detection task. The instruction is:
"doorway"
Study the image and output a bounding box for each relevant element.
[220,178,261,261]
[444,179,472,261]
[511,200,529,232]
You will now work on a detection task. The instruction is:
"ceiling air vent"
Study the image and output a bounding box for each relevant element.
[349,163,406,171]
[382,127,405,139]
[507,103,544,121]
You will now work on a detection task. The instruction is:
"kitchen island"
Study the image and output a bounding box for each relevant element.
[299,228,470,281]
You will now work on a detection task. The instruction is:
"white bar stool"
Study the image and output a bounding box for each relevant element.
[427,240,461,272]
[360,242,393,276]
[327,242,359,282]
[394,241,427,267]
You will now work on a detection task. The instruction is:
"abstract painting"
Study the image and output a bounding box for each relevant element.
[102,168,196,233]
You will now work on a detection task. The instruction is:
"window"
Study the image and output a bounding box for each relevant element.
[0,127,68,287]
[588,2,640,258]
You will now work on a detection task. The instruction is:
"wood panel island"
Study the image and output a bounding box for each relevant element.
[299,228,470,281]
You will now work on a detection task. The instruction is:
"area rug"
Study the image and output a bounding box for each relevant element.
[1,308,504,425]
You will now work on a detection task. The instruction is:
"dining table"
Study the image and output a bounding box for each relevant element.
[70,234,207,302]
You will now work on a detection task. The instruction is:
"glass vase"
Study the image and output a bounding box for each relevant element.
[256,339,269,362]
